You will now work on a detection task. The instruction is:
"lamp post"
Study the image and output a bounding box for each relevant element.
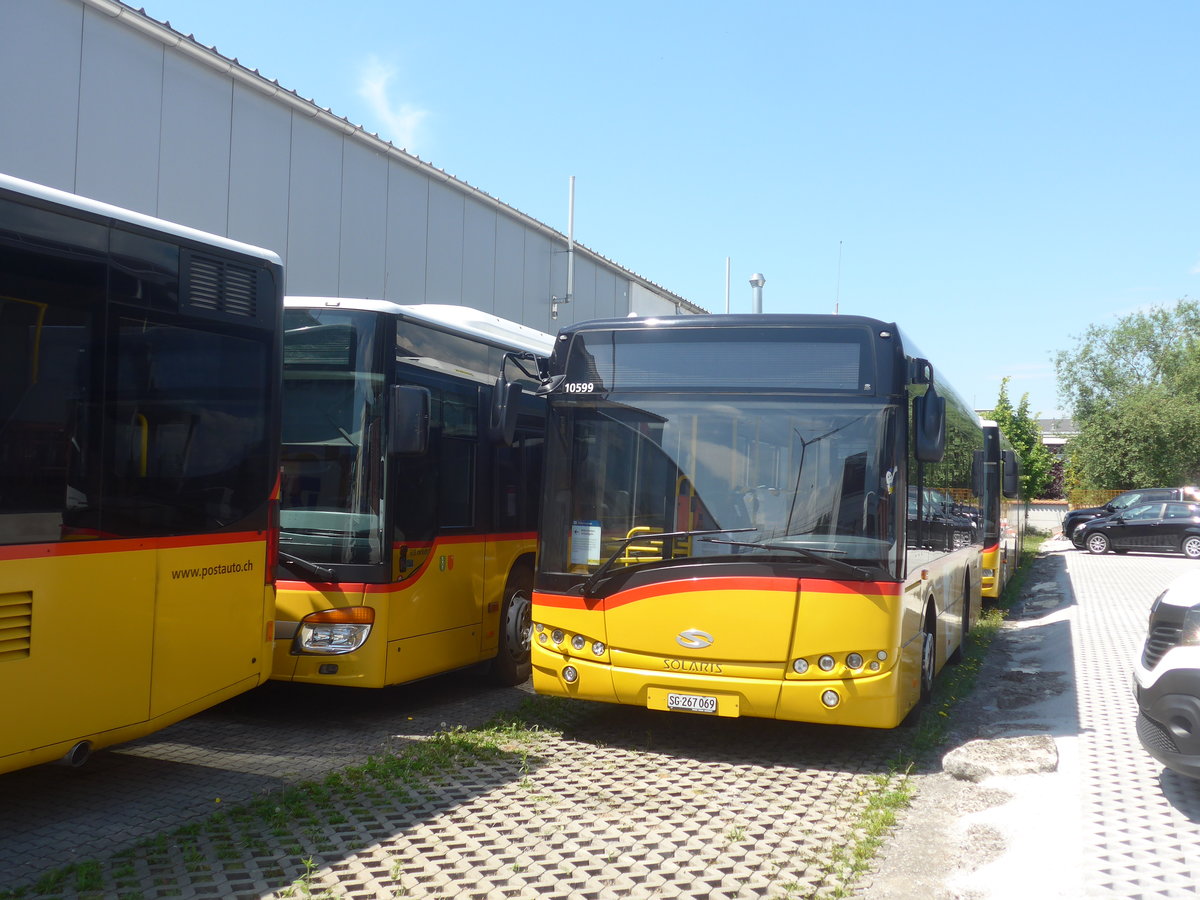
[749,273,766,314]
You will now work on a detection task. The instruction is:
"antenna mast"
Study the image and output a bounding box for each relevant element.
[834,240,843,315]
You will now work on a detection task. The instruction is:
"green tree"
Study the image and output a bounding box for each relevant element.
[984,377,1055,499]
[1054,299,1200,488]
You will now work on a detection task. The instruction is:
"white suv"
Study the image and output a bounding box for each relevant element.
[1134,571,1200,778]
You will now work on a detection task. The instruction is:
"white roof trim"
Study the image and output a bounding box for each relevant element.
[0,171,281,264]
[285,297,556,357]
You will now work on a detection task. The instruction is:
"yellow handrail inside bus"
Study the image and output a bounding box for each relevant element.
[1,295,49,384]
[615,525,664,564]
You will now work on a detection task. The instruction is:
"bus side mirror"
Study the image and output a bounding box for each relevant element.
[971,449,985,498]
[488,377,522,446]
[390,385,429,455]
[1002,449,1022,499]
[913,386,945,463]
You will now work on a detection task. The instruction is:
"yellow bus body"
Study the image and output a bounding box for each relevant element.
[0,534,273,775]
[981,514,1022,601]
[981,543,1002,599]
[272,533,535,687]
[532,551,978,729]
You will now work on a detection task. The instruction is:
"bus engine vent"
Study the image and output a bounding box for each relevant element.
[187,256,259,319]
[0,592,33,661]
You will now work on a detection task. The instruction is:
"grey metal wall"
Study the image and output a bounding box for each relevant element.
[0,0,700,332]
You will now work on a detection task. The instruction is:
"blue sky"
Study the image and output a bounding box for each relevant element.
[139,0,1200,418]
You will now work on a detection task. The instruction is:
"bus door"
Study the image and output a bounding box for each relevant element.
[389,377,482,645]
[109,316,272,716]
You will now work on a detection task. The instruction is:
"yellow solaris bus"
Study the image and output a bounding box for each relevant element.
[980,421,1024,602]
[272,299,552,688]
[529,314,986,728]
[0,173,283,774]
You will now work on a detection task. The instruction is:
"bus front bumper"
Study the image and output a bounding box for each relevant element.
[531,644,910,729]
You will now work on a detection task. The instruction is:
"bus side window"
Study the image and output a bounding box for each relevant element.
[0,300,95,545]
[104,318,271,536]
[432,384,477,529]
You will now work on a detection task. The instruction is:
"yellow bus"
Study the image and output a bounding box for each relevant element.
[0,173,283,774]
[272,299,552,688]
[980,421,1024,602]
[527,314,985,728]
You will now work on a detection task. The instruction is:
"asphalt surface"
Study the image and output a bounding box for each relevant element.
[6,540,1200,899]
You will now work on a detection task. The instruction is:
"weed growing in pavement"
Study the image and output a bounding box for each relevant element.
[275,856,338,899]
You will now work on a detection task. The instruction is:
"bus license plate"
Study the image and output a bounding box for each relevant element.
[666,692,718,714]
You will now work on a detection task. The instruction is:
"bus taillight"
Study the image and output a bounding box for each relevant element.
[266,489,279,586]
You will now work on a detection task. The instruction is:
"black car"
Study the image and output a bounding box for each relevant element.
[1079,501,1200,559]
[1066,487,1200,545]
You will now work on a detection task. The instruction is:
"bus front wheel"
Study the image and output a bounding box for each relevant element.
[491,569,533,686]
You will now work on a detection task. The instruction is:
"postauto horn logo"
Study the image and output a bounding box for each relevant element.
[676,629,714,650]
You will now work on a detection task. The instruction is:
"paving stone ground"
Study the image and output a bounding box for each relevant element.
[1,661,910,898]
[858,543,1200,899]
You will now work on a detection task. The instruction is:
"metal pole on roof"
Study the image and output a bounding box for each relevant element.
[834,240,843,315]
[749,273,765,314]
[566,175,575,304]
[725,257,731,313]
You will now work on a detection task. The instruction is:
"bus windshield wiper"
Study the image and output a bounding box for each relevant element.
[699,538,871,579]
[279,550,337,583]
[581,527,755,598]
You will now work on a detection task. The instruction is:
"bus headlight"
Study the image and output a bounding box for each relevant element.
[563,665,579,684]
[821,690,840,708]
[571,634,586,650]
[294,607,374,655]
[818,655,836,672]
[846,653,864,669]
[592,641,606,656]
[552,629,565,645]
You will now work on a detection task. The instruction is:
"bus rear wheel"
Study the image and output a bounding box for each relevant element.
[919,616,936,701]
[491,569,533,686]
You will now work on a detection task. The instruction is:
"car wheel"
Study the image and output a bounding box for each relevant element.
[1086,533,1110,555]
[1183,535,1200,560]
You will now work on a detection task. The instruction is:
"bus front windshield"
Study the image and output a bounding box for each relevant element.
[542,396,900,581]
[279,309,386,569]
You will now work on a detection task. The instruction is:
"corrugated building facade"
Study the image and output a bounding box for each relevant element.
[0,0,703,331]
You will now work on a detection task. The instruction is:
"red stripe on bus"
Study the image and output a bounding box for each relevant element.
[535,576,901,611]
[391,531,537,548]
[0,531,267,562]
[278,531,538,592]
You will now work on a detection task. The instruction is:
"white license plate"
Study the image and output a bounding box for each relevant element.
[666,692,718,714]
